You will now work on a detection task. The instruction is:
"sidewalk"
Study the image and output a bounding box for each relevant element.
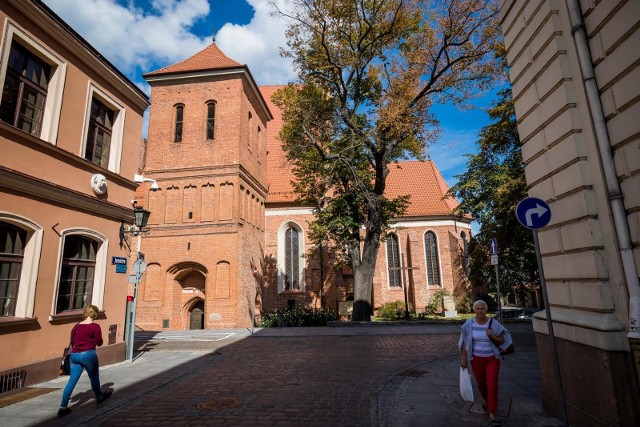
[379,347,563,427]
[0,325,563,426]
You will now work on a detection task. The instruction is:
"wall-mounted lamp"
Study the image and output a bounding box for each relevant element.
[119,207,151,246]
[133,173,159,190]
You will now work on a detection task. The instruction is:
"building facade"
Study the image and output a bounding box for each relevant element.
[135,43,472,330]
[499,0,640,425]
[0,0,148,389]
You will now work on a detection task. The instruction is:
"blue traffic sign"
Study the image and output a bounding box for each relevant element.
[489,238,498,256]
[516,197,551,229]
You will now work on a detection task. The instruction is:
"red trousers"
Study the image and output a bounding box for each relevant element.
[471,355,501,413]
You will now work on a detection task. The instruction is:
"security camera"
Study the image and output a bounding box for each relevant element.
[131,200,137,205]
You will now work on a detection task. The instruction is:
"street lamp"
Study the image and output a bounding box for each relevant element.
[119,207,151,246]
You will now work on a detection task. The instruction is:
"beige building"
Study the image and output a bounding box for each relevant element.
[0,0,148,389]
[499,0,640,425]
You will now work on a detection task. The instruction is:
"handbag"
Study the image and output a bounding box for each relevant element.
[489,318,515,355]
[459,366,474,402]
[59,324,78,376]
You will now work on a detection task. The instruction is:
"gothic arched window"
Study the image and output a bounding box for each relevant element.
[285,227,300,290]
[424,231,441,286]
[386,234,401,287]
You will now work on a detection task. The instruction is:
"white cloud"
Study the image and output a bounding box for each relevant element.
[43,0,212,74]
[42,0,296,86]
[215,0,296,84]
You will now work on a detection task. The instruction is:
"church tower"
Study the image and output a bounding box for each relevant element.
[137,43,272,329]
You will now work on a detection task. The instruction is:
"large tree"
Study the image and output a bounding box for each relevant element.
[449,88,538,305]
[272,0,502,321]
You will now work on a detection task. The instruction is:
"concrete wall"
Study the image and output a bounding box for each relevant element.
[499,0,640,425]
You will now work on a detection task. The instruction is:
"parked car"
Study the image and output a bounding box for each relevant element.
[492,307,540,320]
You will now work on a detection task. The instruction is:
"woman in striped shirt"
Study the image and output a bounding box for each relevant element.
[459,300,512,426]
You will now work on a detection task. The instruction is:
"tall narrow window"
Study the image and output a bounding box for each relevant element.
[285,227,299,290]
[0,222,26,317]
[174,105,184,142]
[0,41,51,136]
[206,101,215,140]
[387,234,401,287]
[56,236,97,313]
[84,98,114,168]
[424,231,441,286]
[247,111,252,146]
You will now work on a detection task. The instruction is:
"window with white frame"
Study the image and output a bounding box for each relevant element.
[0,222,26,316]
[0,23,67,143]
[424,231,441,286]
[82,84,125,172]
[55,230,107,314]
[284,227,300,290]
[386,233,402,287]
[277,222,305,292]
[0,215,43,320]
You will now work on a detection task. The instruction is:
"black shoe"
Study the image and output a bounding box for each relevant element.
[97,391,112,404]
[489,415,501,426]
[57,407,71,417]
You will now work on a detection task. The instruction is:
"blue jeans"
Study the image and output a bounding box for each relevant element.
[60,350,103,407]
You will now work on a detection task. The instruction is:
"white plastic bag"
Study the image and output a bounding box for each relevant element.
[459,367,474,402]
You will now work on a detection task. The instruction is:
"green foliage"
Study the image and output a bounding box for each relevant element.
[456,293,476,314]
[260,307,336,327]
[449,88,538,300]
[377,300,410,320]
[425,289,450,315]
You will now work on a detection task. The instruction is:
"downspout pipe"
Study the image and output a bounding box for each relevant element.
[567,0,640,339]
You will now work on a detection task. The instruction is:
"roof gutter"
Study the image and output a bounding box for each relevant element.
[567,0,640,339]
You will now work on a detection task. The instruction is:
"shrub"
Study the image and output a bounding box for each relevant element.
[259,307,336,327]
[425,289,450,315]
[456,294,475,314]
[377,300,409,320]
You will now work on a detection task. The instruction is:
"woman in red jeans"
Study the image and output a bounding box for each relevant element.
[459,300,512,426]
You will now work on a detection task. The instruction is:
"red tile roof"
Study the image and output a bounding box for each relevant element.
[385,160,460,217]
[259,86,460,217]
[145,43,243,76]
[260,85,297,203]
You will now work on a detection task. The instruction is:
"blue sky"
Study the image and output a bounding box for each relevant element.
[42,0,495,191]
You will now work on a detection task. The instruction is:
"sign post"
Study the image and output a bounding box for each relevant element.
[516,197,568,427]
[489,238,502,324]
[125,254,147,361]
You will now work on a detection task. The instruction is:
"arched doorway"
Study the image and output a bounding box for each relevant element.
[189,300,204,330]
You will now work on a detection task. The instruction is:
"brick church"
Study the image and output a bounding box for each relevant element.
[134,43,472,330]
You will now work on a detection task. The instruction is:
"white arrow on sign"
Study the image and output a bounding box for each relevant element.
[525,203,549,227]
[490,239,497,255]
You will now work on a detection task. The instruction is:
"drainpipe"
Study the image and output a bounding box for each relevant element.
[567,0,640,342]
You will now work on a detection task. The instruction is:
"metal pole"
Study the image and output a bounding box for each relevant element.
[402,255,410,320]
[126,233,142,361]
[533,230,568,426]
[494,264,503,324]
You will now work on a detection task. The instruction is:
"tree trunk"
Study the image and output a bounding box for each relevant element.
[350,231,381,321]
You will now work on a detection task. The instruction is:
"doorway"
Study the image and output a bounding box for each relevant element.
[189,300,204,330]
